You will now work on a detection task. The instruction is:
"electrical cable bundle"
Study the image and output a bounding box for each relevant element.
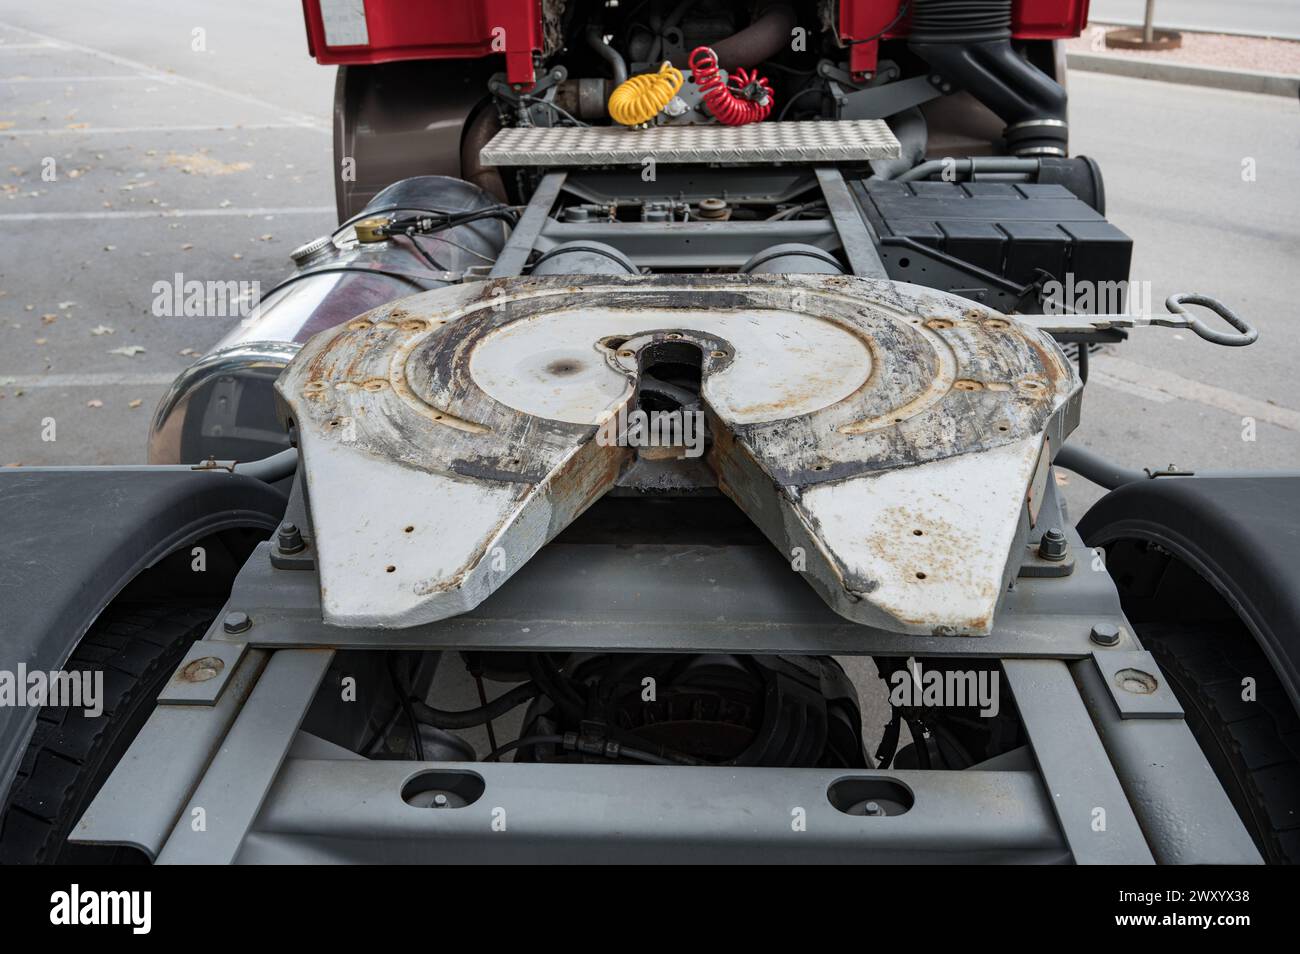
[608,60,684,126]
[688,46,774,125]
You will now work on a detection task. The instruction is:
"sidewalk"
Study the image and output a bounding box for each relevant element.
[1067,23,1300,96]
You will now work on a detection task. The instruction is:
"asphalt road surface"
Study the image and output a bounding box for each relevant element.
[1090,0,1300,39]
[1,2,1297,750]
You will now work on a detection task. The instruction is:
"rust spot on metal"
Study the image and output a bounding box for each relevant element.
[181,656,224,683]
[545,434,628,521]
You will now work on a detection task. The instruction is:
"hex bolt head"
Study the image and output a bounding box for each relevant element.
[1038,527,1069,562]
[1090,622,1122,647]
[432,793,449,808]
[277,522,305,554]
[223,611,253,635]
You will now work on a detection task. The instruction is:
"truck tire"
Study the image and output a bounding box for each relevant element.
[0,602,218,864]
[1138,622,1300,864]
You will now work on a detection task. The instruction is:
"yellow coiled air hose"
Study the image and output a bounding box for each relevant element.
[608,61,684,126]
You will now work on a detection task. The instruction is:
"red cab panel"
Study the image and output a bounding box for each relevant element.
[838,0,1090,76]
[301,0,543,85]
[302,0,1089,84]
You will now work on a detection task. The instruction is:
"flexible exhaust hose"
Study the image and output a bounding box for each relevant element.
[910,0,1013,42]
[907,0,1069,156]
[668,2,797,72]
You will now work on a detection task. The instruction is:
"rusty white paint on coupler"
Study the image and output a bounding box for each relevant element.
[276,274,1081,633]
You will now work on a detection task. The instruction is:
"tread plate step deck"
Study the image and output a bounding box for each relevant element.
[480,119,901,167]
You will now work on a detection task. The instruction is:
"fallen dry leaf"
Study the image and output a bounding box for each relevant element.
[40,313,57,324]
[164,151,251,176]
[86,399,103,408]
[90,324,114,336]
[108,345,146,357]
[128,399,143,409]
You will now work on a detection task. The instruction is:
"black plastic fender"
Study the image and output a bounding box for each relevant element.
[1079,476,1300,711]
[0,469,286,803]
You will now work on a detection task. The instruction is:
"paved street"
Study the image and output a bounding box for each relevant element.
[1,1,1297,518]
[0,0,334,466]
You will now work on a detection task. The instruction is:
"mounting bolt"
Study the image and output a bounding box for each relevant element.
[223,611,252,635]
[277,522,305,554]
[1090,622,1122,647]
[1038,527,1069,562]
[862,801,885,817]
[432,793,449,808]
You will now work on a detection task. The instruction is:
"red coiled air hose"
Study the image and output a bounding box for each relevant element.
[688,46,774,126]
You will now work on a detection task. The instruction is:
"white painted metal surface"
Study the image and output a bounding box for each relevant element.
[471,306,872,425]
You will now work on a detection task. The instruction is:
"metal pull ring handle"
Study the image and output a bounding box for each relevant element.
[1166,293,1258,347]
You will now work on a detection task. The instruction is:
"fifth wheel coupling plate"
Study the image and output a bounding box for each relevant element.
[277,273,1081,634]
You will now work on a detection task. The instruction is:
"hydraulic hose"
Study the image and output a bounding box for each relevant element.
[1053,444,1147,489]
[15,447,300,482]
[586,25,628,85]
[410,682,540,729]
[868,107,929,179]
